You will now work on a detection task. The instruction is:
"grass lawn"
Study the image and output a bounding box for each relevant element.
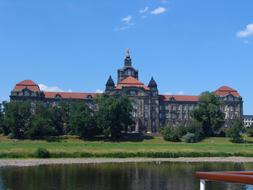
[0,135,253,158]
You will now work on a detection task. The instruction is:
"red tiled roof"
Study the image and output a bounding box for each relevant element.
[161,95,199,102]
[44,92,100,100]
[116,76,149,90]
[14,80,40,92]
[214,86,240,97]
[18,80,37,86]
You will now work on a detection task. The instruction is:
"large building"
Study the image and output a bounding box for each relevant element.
[10,50,243,133]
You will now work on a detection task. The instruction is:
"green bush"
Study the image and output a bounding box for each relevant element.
[226,118,244,143]
[161,127,181,142]
[186,120,204,141]
[35,148,50,158]
[174,124,187,137]
[182,133,197,143]
[246,127,253,137]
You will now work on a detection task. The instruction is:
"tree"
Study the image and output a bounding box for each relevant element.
[186,119,204,141]
[49,105,65,136]
[191,92,225,136]
[96,95,133,139]
[70,102,98,138]
[226,118,244,143]
[25,115,54,139]
[58,102,72,134]
[25,103,55,139]
[4,101,32,139]
[0,103,4,134]
[119,96,134,133]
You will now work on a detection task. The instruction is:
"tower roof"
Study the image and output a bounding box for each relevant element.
[124,49,132,67]
[13,80,40,92]
[214,86,240,97]
[148,77,157,88]
[106,75,115,87]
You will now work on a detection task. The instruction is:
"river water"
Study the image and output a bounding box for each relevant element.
[0,162,253,190]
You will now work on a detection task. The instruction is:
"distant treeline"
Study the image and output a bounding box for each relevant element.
[0,95,133,140]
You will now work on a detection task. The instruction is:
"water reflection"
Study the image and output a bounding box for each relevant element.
[0,162,252,190]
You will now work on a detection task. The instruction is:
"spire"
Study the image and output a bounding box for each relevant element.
[148,77,157,88]
[124,48,132,67]
[106,75,115,87]
[126,48,130,57]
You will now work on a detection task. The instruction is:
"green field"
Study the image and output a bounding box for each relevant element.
[1,135,253,158]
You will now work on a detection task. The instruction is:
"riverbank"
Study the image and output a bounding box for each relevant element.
[1,135,253,159]
[1,157,253,167]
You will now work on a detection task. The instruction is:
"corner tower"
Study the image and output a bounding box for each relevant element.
[117,49,139,84]
[105,75,115,93]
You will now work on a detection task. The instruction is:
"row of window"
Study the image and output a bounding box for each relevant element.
[13,91,39,97]
[224,106,240,112]
[244,118,253,122]
[162,105,195,111]
[245,122,253,126]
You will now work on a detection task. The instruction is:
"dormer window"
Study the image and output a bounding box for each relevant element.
[55,94,62,99]
[169,97,176,102]
[226,94,234,101]
[23,89,31,96]
[86,95,93,99]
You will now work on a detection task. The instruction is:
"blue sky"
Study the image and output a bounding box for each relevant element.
[0,0,253,114]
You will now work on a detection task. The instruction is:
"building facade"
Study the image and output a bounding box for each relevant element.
[10,50,244,133]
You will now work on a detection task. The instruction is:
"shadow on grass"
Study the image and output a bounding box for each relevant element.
[82,133,154,142]
[45,136,63,143]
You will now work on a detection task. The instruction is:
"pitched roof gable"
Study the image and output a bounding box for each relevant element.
[116,76,149,90]
[119,76,144,85]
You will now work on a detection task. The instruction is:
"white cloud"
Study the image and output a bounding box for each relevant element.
[151,7,167,15]
[115,25,132,32]
[95,89,103,93]
[177,91,184,95]
[39,84,72,92]
[139,7,149,14]
[237,23,253,38]
[163,91,184,95]
[164,92,172,95]
[121,15,133,24]
[115,15,134,31]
